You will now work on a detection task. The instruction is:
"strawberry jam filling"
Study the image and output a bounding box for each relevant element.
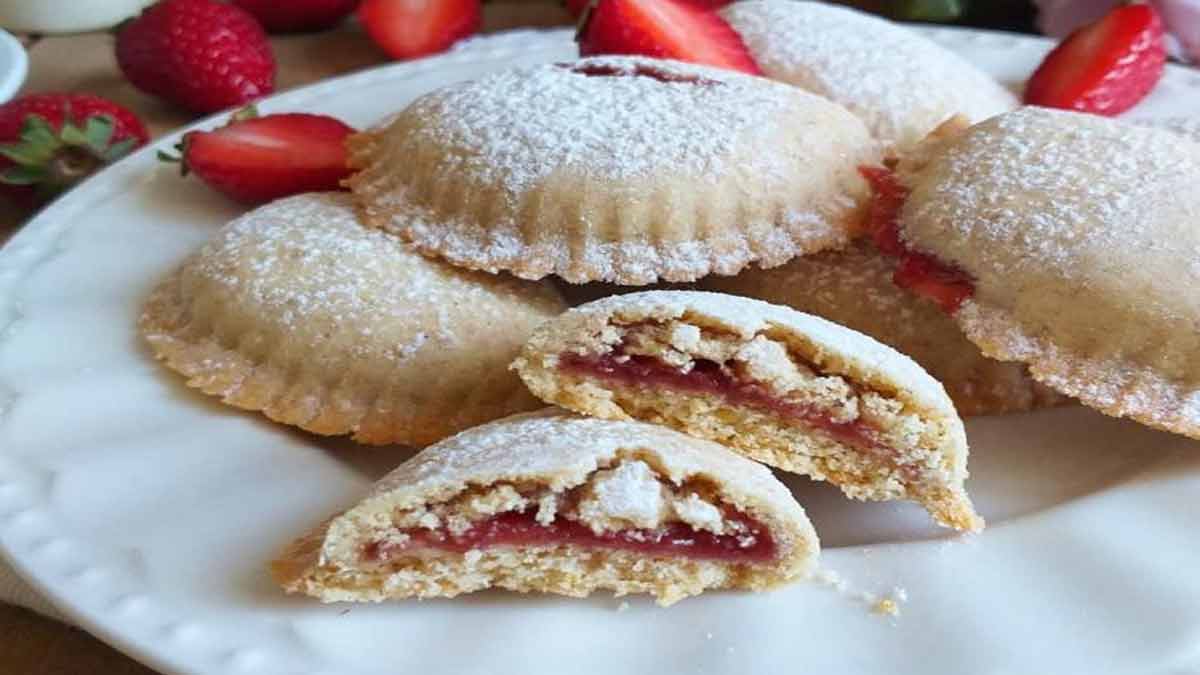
[561,62,719,86]
[560,351,895,460]
[363,508,776,563]
[859,165,974,313]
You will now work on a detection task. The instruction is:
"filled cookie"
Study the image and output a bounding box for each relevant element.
[140,192,566,446]
[513,290,982,532]
[347,55,878,285]
[890,107,1200,438]
[722,0,1017,149]
[701,241,1067,416]
[272,409,818,606]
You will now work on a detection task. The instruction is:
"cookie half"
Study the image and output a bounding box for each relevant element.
[722,0,1017,149]
[272,409,818,606]
[348,56,878,285]
[513,290,982,532]
[140,192,566,446]
[701,241,1067,416]
[895,107,1200,438]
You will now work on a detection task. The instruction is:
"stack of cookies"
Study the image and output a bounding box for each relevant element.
[139,1,1200,607]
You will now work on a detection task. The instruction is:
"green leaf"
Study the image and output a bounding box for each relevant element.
[104,138,137,162]
[19,115,61,151]
[230,105,260,124]
[82,115,116,155]
[0,143,45,167]
[1,165,48,186]
[58,122,88,146]
[892,0,964,21]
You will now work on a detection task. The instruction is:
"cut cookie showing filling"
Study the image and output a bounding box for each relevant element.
[273,410,818,606]
[513,291,982,532]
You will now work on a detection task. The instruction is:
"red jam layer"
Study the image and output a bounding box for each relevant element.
[560,352,890,457]
[363,508,776,563]
[561,62,719,86]
[858,165,974,314]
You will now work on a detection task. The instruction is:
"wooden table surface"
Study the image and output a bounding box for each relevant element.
[0,4,569,673]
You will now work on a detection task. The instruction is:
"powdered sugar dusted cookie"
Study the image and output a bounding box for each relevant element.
[348,56,878,285]
[701,241,1067,416]
[140,192,565,446]
[896,107,1200,438]
[272,409,818,606]
[513,290,981,532]
[722,0,1017,149]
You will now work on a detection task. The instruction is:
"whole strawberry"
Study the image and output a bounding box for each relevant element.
[233,0,360,32]
[0,93,149,206]
[162,107,356,205]
[116,0,276,114]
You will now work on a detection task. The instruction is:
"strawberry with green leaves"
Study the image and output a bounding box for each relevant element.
[0,93,149,206]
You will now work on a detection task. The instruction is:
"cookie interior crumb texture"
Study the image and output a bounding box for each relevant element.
[273,411,819,606]
[513,291,982,532]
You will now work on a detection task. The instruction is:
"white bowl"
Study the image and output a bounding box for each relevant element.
[0,0,153,34]
[0,29,25,103]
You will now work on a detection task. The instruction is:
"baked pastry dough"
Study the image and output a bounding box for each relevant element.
[722,0,1017,149]
[701,241,1067,416]
[272,409,818,606]
[348,56,878,285]
[140,192,565,446]
[897,107,1200,438]
[513,290,982,532]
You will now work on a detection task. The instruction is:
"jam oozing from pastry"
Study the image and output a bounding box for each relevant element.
[561,62,720,86]
[859,165,974,313]
[559,351,892,458]
[363,508,776,563]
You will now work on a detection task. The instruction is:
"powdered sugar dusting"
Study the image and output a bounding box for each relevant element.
[187,192,564,359]
[903,108,1200,317]
[393,57,807,195]
[351,55,876,284]
[702,242,1060,415]
[367,410,807,532]
[901,108,1200,434]
[723,0,1017,147]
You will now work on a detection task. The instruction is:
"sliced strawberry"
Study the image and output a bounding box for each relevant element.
[578,0,761,76]
[1024,3,1166,116]
[893,253,974,314]
[357,0,481,61]
[164,108,355,205]
[858,165,909,257]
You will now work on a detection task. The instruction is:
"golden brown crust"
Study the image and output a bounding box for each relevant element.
[700,241,1068,416]
[347,56,878,285]
[512,291,982,532]
[723,0,1017,149]
[139,193,566,446]
[899,108,1200,438]
[272,410,819,606]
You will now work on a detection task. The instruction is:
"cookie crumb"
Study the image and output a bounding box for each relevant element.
[617,601,630,612]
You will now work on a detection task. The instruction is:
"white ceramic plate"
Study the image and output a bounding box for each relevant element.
[2,27,1200,675]
[0,28,26,103]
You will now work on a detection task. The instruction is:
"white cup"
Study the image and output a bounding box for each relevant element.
[0,0,155,34]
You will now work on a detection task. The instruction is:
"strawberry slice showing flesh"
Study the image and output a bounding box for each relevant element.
[859,164,975,314]
[578,0,761,76]
[178,112,355,205]
[1024,3,1166,116]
